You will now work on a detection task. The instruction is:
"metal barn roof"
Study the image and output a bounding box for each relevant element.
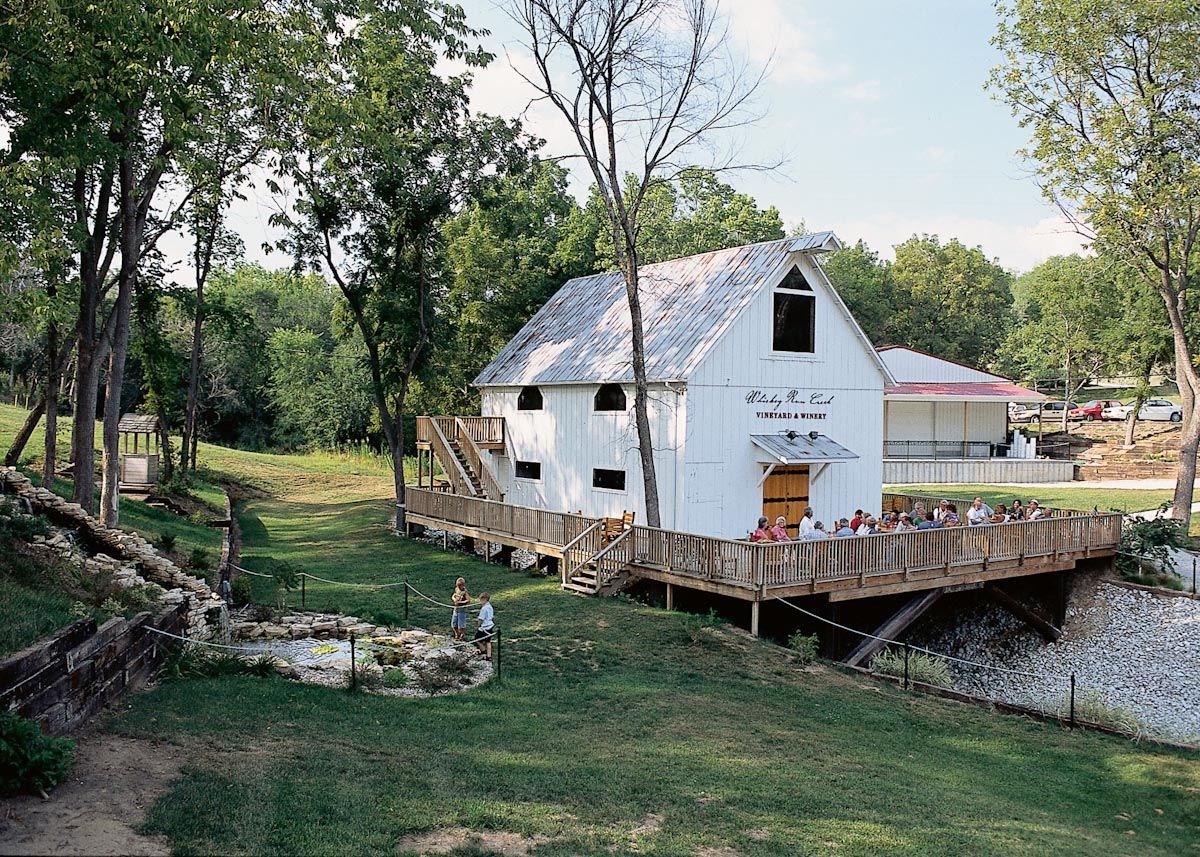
[474,234,844,387]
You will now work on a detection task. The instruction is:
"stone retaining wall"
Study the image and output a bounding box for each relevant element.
[1,467,225,639]
[0,604,187,735]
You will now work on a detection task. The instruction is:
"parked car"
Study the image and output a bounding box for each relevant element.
[1069,399,1124,421]
[1010,403,1042,422]
[1010,401,1077,422]
[1101,399,1183,422]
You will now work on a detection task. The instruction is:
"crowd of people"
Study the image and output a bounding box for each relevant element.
[749,496,1049,542]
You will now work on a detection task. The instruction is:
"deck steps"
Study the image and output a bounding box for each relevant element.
[842,588,945,667]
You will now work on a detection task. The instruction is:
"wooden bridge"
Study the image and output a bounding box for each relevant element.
[405,487,1122,632]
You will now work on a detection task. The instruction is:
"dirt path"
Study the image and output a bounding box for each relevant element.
[0,732,186,856]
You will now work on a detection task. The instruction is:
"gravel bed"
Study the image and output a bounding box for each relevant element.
[910,578,1200,741]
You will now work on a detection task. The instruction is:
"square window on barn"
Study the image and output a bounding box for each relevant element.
[773,266,815,353]
[515,460,541,480]
[593,383,627,411]
[592,468,626,491]
[517,386,543,410]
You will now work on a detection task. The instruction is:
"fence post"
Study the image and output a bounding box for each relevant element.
[1069,672,1076,728]
[301,575,306,610]
[495,627,501,684]
[350,633,357,690]
[903,642,910,690]
[1193,557,1196,596]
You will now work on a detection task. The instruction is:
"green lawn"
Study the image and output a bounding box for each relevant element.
[892,483,1174,515]
[4,404,1199,854]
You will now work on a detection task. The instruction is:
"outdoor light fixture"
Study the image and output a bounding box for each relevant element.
[809,431,820,440]
[784,430,799,441]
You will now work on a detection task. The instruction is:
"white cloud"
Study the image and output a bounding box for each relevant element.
[841,79,881,101]
[724,0,846,84]
[820,211,1090,273]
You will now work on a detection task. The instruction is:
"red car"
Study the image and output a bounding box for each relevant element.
[1069,399,1124,421]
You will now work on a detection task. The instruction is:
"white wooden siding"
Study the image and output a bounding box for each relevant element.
[879,347,1006,383]
[885,401,1008,445]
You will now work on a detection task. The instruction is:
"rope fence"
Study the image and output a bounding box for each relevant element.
[773,596,1088,728]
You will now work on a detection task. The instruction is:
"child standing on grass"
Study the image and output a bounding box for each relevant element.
[451,577,470,641]
[474,592,494,659]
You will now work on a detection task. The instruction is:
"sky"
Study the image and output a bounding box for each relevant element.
[205,0,1088,281]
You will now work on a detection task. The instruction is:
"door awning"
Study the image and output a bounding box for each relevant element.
[751,432,859,464]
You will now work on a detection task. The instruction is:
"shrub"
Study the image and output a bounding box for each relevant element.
[99,597,124,618]
[680,609,723,647]
[231,575,253,606]
[1116,515,1188,579]
[118,584,161,612]
[157,533,177,553]
[1058,690,1143,736]
[787,631,820,665]
[0,497,50,543]
[159,644,276,681]
[870,648,953,688]
[382,668,410,688]
[0,712,75,798]
[188,548,210,572]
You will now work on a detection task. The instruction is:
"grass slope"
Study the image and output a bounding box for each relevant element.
[4,404,1198,853]
[0,575,76,656]
[891,483,1174,515]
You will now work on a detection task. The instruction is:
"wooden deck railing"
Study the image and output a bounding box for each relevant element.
[408,487,1122,595]
[424,417,477,496]
[408,487,600,548]
[416,415,505,447]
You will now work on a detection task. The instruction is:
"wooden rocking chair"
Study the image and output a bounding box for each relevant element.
[601,511,636,544]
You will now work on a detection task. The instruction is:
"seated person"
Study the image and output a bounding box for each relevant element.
[934,499,952,522]
[751,516,772,542]
[966,497,993,526]
[1009,499,1025,520]
[850,509,864,531]
[1027,500,1046,520]
[916,510,942,530]
[990,503,1009,523]
[894,512,918,532]
[803,521,830,540]
[769,515,791,542]
[856,516,877,536]
[834,518,856,537]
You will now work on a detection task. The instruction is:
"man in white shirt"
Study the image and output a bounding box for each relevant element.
[966,497,993,526]
[1027,500,1046,520]
[475,592,495,658]
[934,500,951,522]
[797,507,816,538]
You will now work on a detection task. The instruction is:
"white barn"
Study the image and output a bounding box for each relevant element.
[470,234,893,540]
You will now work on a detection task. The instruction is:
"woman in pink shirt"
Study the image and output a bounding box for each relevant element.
[751,516,772,542]
[769,515,791,541]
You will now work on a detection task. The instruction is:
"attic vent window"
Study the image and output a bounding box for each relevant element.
[517,385,543,410]
[773,265,816,354]
[594,383,627,412]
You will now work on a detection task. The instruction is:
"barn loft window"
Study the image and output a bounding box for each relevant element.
[773,265,816,353]
[592,468,626,491]
[594,383,627,411]
[517,385,543,410]
[515,460,541,480]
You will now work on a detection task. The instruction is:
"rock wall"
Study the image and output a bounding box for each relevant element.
[0,604,187,735]
[1,467,226,639]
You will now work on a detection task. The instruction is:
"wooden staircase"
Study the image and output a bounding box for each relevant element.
[446,439,485,496]
[560,517,636,596]
[418,416,504,501]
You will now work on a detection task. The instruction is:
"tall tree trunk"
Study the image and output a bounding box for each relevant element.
[4,399,44,466]
[1162,289,1199,521]
[98,153,140,527]
[157,407,174,483]
[181,214,216,474]
[622,262,661,528]
[42,310,60,488]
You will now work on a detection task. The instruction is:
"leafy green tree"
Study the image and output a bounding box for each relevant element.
[1002,255,1120,431]
[275,0,530,526]
[993,0,1200,519]
[434,161,593,415]
[888,235,1014,366]
[822,240,895,346]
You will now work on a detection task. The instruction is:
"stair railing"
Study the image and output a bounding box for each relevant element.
[454,418,504,501]
[426,417,479,496]
[561,520,604,585]
[591,527,635,590]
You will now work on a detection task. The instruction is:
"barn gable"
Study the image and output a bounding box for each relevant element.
[473,232,885,387]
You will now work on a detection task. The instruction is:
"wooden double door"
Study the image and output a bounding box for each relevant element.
[762,465,810,536]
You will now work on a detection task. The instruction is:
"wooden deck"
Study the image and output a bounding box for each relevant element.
[406,488,1122,604]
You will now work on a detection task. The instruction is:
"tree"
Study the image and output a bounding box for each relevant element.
[513,0,766,527]
[1004,255,1120,432]
[276,0,530,528]
[0,0,290,523]
[993,0,1200,520]
[436,160,593,415]
[821,240,894,346]
[888,235,1014,366]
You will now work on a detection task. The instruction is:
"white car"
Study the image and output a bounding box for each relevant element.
[1102,399,1183,422]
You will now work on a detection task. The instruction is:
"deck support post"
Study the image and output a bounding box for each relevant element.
[462,536,475,555]
[665,582,674,611]
[750,601,760,637]
[442,530,449,550]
